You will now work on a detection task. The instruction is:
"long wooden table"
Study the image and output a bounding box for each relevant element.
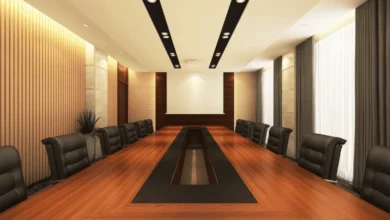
[0,126,389,220]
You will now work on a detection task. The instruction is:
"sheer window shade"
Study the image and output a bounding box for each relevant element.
[314,23,355,182]
[261,66,274,142]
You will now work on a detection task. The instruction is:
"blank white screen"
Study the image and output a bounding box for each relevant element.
[167,72,224,114]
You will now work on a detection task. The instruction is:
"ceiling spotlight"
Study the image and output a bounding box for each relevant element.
[83,23,88,27]
[170,53,176,57]
[236,0,246,3]
[161,32,168,36]
[222,36,229,39]
[163,35,170,39]
[147,0,157,3]
[175,65,179,68]
[223,32,230,36]
[211,65,216,68]
[216,53,221,57]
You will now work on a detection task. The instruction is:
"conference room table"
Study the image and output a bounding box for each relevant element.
[0,126,388,220]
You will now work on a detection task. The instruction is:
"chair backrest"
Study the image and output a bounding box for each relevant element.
[251,123,270,145]
[96,126,122,155]
[298,133,346,181]
[144,119,154,134]
[42,133,90,181]
[0,146,27,212]
[135,121,147,138]
[235,119,244,134]
[266,126,293,155]
[119,123,138,146]
[361,146,390,213]
[241,120,253,138]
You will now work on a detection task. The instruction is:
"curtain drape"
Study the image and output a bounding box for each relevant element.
[256,69,263,123]
[273,57,282,126]
[296,37,314,160]
[314,23,356,182]
[354,0,390,191]
[262,67,274,127]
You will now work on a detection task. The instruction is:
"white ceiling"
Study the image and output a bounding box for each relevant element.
[26,0,365,73]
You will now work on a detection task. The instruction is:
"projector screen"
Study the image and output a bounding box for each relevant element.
[167,72,224,114]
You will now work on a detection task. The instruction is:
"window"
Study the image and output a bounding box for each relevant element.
[314,22,355,182]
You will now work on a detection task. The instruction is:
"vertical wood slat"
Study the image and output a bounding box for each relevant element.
[0,0,86,185]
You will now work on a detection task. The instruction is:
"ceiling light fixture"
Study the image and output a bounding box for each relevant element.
[175,65,179,68]
[143,0,180,68]
[208,0,248,69]
[170,53,176,57]
[83,23,88,27]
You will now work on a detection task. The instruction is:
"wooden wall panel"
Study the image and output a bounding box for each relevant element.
[0,0,86,185]
[155,72,166,130]
[128,72,156,129]
[107,56,118,126]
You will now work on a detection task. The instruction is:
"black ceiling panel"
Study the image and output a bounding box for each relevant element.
[143,0,181,69]
[209,0,249,69]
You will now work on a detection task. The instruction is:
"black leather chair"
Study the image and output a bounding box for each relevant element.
[235,119,244,134]
[96,126,122,155]
[119,123,138,146]
[135,121,147,138]
[241,120,252,138]
[42,133,90,181]
[0,146,27,212]
[266,126,292,155]
[361,146,390,213]
[144,119,154,134]
[298,133,346,181]
[251,123,270,146]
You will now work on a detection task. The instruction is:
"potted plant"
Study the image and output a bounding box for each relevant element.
[77,110,102,162]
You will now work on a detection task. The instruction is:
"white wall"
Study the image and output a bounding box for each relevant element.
[167,72,224,114]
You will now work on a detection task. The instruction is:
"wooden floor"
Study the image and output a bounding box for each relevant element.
[0,126,389,220]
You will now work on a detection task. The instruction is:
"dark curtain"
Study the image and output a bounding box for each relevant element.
[295,37,314,160]
[353,0,390,191]
[273,56,282,126]
[256,68,263,123]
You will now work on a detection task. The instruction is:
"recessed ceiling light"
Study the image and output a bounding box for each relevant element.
[161,32,168,35]
[223,32,230,36]
[83,23,88,27]
[236,0,246,3]
[211,65,216,68]
[147,0,157,3]
[222,36,229,39]
[163,36,170,39]
[175,65,179,68]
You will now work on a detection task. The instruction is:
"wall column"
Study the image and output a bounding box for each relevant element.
[85,43,108,128]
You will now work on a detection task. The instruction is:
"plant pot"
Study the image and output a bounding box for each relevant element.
[84,134,96,162]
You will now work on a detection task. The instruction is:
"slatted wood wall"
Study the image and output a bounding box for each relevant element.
[0,0,86,185]
[128,72,156,129]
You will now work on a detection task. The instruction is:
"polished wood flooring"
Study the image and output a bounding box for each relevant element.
[0,126,389,219]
